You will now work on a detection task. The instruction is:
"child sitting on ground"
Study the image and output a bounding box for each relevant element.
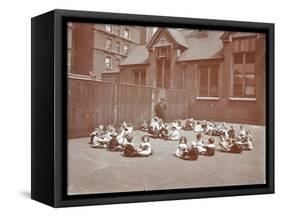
[123,135,138,157]
[125,122,134,134]
[148,116,160,137]
[237,125,246,141]
[219,135,243,154]
[235,129,253,151]
[177,119,183,130]
[201,137,216,156]
[184,118,194,131]
[194,133,206,154]
[164,126,180,141]
[212,122,228,137]
[194,122,204,133]
[158,120,168,139]
[228,125,236,139]
[174,136,188,158]
[244,130,253,150]
[89,125,105,144]
[171,120,181,130]
[201,120,208,132]
[107,132,123,152]
[205,121,216,135]
[140,120,149,132]
[181,141,199,161]
[137,135,153,157]
[91,133,109,148]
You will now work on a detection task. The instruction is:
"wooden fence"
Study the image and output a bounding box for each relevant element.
[68,78,188,138]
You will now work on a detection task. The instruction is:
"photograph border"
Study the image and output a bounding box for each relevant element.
[31,9,274,207]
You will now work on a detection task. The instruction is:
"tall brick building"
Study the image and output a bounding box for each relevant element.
[67,22,155,81]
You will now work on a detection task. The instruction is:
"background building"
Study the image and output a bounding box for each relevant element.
[120,28,266,125]
[67,24,266,138]
[67,23,156,82]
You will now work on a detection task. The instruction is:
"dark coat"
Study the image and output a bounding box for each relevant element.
[155,102,167,121]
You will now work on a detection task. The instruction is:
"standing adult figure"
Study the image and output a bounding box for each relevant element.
[155,98,167,122]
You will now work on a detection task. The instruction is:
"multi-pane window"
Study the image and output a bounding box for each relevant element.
[115,59,120,71]
[105,24,111,32]
[123,44,129,55]
[105,57,112,70]
[124,28,129,39]
[133,69,146,85]
[105,38,112,51]
[232,37,256,98]
[198,65,219,97]
[115,42,121,53]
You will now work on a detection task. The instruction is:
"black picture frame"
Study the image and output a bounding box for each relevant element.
[31,9,274,207]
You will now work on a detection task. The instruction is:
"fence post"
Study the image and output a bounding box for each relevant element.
[113,83,118,126]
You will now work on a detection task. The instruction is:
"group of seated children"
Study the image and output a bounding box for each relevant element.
[174,125,253,160]
[184,118,247,140]
[141,116,181,141]
[174,135,216,161]
[89,118,253,160]
[219,125,253,153]
[89,122,153,157]
[123,135,153,157]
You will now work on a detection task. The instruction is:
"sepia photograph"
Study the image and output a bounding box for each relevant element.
[66,22,266,195]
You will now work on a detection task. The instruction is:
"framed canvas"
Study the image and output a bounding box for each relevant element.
[31,9,274,207]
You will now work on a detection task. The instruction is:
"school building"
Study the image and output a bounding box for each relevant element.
[67,24,266,137]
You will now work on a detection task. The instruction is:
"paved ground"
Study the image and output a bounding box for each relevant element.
[67,123,266,195]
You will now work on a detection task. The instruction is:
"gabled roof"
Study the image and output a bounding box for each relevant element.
[121,29,227,66]
[178,31,224,61]
[146,28,189,49]
[167,28,189,48]
[120,46,149,66]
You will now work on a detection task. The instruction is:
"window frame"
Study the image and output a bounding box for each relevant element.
[105,38,112,51]
[231,37,257,99]
[124,28,129,39]
[105,56,112,70]
[197,64,220,99]
[105,24,112,33]
[115,58,120,71]
[115,41,121,53]
[132,69,146,86]
[123,44,129,55]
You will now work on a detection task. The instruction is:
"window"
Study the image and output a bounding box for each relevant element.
[133,69,146,85]
[198,65,219,97]
[105,24,111,32]
[105,57,112,70]
[115,59,120,71]
[233,37,256,53]
[177,49,181,58]
[115,42,120,53]
[232,37,256,98]
[105,38,112,51]
[124,28,129,39]
[156,59,171,89]
[123,44,129,55]
[156,47,170,59]
[116,25,121,36]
